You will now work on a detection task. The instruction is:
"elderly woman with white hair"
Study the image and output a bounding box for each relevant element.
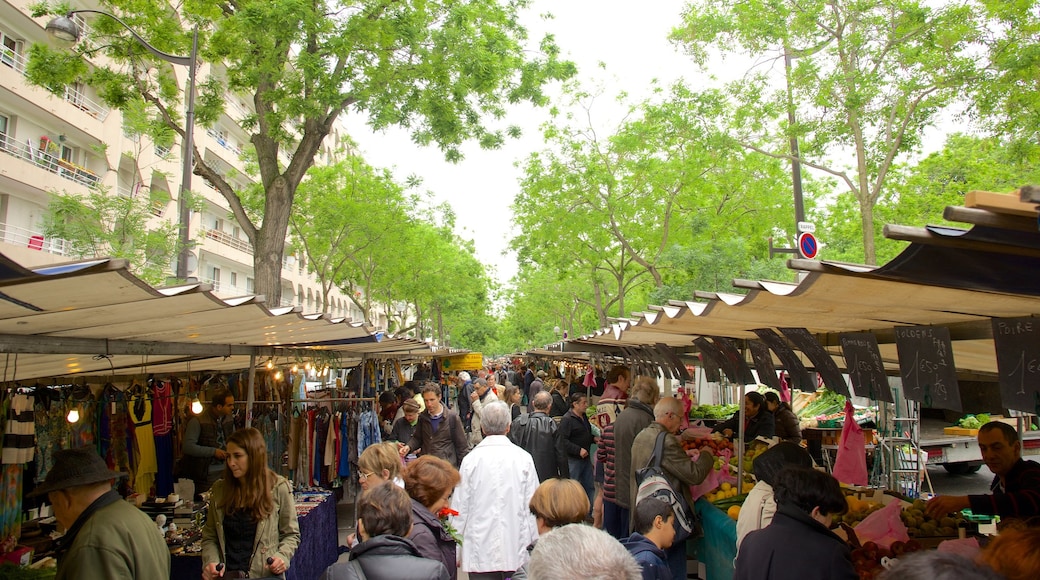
[452,401,541,580]
[528,524,642,580]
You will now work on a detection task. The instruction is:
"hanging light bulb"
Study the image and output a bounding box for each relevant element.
[305,361,313,371]
[266,359,274,370]
[274,369,284,380]
[66,407,80,423]
[291,364,299,373]
[191,396,203,415]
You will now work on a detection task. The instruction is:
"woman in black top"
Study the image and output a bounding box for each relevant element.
[712,392,776,443]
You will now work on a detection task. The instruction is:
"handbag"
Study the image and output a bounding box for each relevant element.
[635,431,698,542]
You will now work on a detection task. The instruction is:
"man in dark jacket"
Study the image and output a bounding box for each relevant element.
[510,391,569,481]
[558,392,595,512]
[180,389,235,494]
[400,384,470,467]
[612,378,661,538]
[926,421,1040,520]
[734,467,856,580]
[322,483,449,580]
[622,497,676,580]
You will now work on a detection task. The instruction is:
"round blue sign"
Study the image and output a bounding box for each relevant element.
[798,232,819,259]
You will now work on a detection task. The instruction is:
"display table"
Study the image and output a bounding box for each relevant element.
[692,498,736,580]
[171,491,338,580]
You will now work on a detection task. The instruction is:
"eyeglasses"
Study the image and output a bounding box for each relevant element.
[358,471,376,482]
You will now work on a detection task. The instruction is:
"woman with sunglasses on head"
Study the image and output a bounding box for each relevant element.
[345,442,405,548]
[403,455,462,580]
[202,427,300,580]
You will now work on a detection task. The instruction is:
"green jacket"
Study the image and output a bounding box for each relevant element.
[56,494,171,580]
[630,422,713,509]
[202,473,301,578]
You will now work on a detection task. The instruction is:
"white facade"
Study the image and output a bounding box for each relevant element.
[0,0,365,322]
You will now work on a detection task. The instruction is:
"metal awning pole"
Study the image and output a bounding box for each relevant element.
[245,353,256,427]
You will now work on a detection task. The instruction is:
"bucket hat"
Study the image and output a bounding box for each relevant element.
[30,447,126,497]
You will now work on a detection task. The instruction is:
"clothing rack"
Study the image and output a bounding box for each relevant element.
[291,397,375,403]
[234,400,282,405]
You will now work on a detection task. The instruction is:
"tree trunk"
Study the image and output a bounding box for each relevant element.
[253,177,294,305]
[859,195,876,266]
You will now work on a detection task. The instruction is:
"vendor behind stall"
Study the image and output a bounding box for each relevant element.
[712,392,775,443]
[926,421,1040,520]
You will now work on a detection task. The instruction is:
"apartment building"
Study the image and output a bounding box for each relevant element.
[0,0,369,324]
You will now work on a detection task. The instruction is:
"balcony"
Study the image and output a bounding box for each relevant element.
[0,46,110,122]
[202,227,253,254]
[0,132,102,188]
[0,222,74,257]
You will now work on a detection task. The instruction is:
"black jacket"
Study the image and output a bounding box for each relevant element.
[549,391,569,417]
[408,499,458,580]
[713,409,776,442]
[773,403,801,444]
[558,409,594,459]
[734,504,856,580]
[621,533,672,580]
[321,535,449,580]
[509,412,569,481]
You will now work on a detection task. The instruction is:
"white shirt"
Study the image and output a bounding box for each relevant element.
[452,434,540,573]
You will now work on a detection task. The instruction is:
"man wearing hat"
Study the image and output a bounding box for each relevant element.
[33,447,170,579]
[527,370,546,413]
[389,397,422,445]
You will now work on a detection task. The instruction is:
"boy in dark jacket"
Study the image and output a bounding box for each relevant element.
[622,498,675,580]
[321,483,448,580]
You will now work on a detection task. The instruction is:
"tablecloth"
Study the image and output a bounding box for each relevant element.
[693,498,736,580]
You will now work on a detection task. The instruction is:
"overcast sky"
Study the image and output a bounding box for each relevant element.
[342,1,696,286]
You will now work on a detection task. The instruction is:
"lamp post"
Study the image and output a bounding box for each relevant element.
[47,11,197,281]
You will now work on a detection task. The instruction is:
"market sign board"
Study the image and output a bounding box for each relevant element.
[893,325,962,411]
[839,332,894,402]
[779,327,851,397]
[748,340,780,390]
[752,328,815,392]
[991,316,1040,415]
[440,353,484,371]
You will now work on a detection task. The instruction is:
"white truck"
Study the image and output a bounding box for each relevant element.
[919,417,1040,474]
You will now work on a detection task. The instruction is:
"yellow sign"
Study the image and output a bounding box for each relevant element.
[441,353,484,371]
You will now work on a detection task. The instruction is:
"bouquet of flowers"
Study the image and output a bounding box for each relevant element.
[437,507,463,545]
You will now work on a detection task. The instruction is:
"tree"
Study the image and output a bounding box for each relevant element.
[673,0,981,264]
[29,0,575,303]
[290,155,412,315]
[512,81,794,327]
[818,133,1040,265]
[43,189,180,285]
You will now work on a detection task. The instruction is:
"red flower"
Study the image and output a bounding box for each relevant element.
[437,507,459,518]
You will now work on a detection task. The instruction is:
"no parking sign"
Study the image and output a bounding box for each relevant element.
[797,231,818,259]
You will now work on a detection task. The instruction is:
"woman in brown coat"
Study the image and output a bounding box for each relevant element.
[764,391,802,444]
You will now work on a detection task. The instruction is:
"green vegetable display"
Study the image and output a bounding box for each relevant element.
[957,414,990,429]
[797,389,847,419]
[690,404,740,419]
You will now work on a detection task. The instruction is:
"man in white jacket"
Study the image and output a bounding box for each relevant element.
[452,400,540,580]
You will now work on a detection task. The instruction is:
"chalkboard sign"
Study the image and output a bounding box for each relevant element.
[893,325,962,411]
[991,317,1040,414]
[748,340,780,390]
[752,328,815,392]
[698,347,722,383]
[694,337,743,384]
[840,332,894,402]
[710,336,756,384]
[779,327,851,397]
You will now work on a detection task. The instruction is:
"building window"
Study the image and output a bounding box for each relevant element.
[0,112,8,136]
[246,277,254,293]
[212,267,221,284]
[1,32,18,69]
[60,144,75,164]
[230,272,238,289]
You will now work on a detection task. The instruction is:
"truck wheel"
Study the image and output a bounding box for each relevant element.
[942,463,982,475]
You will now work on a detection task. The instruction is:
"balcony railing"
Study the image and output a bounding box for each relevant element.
[0,46,110,121]
[0,132,102,188]
[0,222,74,257]
[202,227,254,254]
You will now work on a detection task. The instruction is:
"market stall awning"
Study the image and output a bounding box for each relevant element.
[558,191,1040,381]
[0,257,444,380]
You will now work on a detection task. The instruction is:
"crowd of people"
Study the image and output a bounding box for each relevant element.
[30,363,1040,580]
